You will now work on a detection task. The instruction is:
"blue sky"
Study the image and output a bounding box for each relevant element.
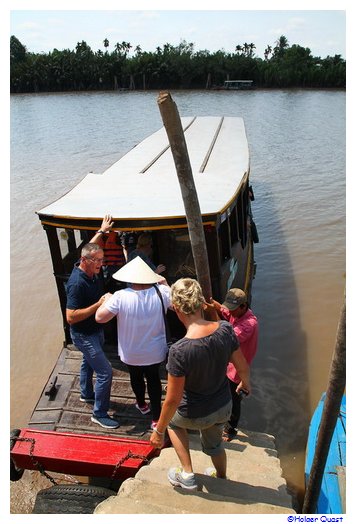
[9,7,346,59]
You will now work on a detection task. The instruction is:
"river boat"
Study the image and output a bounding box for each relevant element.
[305,393,346,513]
[10,116,258,511]
[213,80,254,90]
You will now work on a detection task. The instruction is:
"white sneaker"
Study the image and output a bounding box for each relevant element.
[204,467,217,477]
[167,467,198,490]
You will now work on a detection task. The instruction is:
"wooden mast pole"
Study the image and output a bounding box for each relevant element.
[157,91,212,302]
[302,294,346,513]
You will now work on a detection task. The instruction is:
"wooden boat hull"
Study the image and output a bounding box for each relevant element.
[305,393,346,513]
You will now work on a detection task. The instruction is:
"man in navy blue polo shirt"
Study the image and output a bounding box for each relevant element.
[66,242,119,429]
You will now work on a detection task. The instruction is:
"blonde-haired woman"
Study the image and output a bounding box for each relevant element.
[150,278,251,490]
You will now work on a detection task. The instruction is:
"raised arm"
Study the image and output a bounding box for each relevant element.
[90,214,114,244]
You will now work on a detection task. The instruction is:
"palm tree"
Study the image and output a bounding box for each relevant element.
[277,35,289,49]
[243,42,250,56]
[273,35,289,58]
[264,45,272,60]
[121,41,132,57]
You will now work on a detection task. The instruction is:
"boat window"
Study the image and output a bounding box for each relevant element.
[237,192,247,249]
[229,205,239,245]
[219,217,231,262]
[56,228,82,273]
[59,229,84,255]
[236,183,251,249]
[58,229,70,259]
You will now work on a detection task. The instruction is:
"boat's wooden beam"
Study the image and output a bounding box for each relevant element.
[157,91,212,303]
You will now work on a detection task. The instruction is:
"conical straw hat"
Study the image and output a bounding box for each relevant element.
[112,256,164,284]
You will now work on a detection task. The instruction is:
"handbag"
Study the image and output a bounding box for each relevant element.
[153,284,172,346]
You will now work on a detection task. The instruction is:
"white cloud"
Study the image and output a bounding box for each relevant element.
[19,21,40,29]
[137,11,160,21]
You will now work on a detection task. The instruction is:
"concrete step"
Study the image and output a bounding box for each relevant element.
[136,463,291,508]
[95,477,293,514]
[95,428,295,514]
[151,438,282,474]
[136,445,292,508]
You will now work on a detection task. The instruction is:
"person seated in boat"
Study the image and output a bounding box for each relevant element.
[149,278,250,490]
[206,288,258,441]
[121,230,139,260]
[66,242,119,429]
[128,232,166,275]
[90,214,126,292]
[95,257,171,430]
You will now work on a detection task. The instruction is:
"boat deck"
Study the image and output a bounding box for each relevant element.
[28,341,167,441]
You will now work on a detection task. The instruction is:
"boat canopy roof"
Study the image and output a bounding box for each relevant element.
[224,80,253,84]
[37,116,249,228]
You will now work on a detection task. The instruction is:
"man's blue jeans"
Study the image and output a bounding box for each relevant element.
[70,328,113,418]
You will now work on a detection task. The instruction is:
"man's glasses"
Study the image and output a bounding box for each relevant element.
[85,256,104,263]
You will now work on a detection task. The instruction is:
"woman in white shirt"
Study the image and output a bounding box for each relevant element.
[96,256,171,429]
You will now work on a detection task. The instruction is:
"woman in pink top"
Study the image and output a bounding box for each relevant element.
[209,288,258,441]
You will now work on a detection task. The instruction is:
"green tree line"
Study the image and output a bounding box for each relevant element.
[10,35,345,93]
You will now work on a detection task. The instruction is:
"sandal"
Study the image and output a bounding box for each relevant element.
[222,427,237,442]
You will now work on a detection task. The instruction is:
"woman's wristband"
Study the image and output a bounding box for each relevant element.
[152,427,165,436]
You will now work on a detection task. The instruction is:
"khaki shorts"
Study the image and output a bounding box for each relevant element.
[168,400,232,456]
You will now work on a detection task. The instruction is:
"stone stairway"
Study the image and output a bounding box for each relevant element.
[95,428,296,514]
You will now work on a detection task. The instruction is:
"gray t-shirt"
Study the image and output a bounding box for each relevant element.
[167,320,239,418]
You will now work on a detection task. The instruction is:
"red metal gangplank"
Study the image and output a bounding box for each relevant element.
[11,428,161,479]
